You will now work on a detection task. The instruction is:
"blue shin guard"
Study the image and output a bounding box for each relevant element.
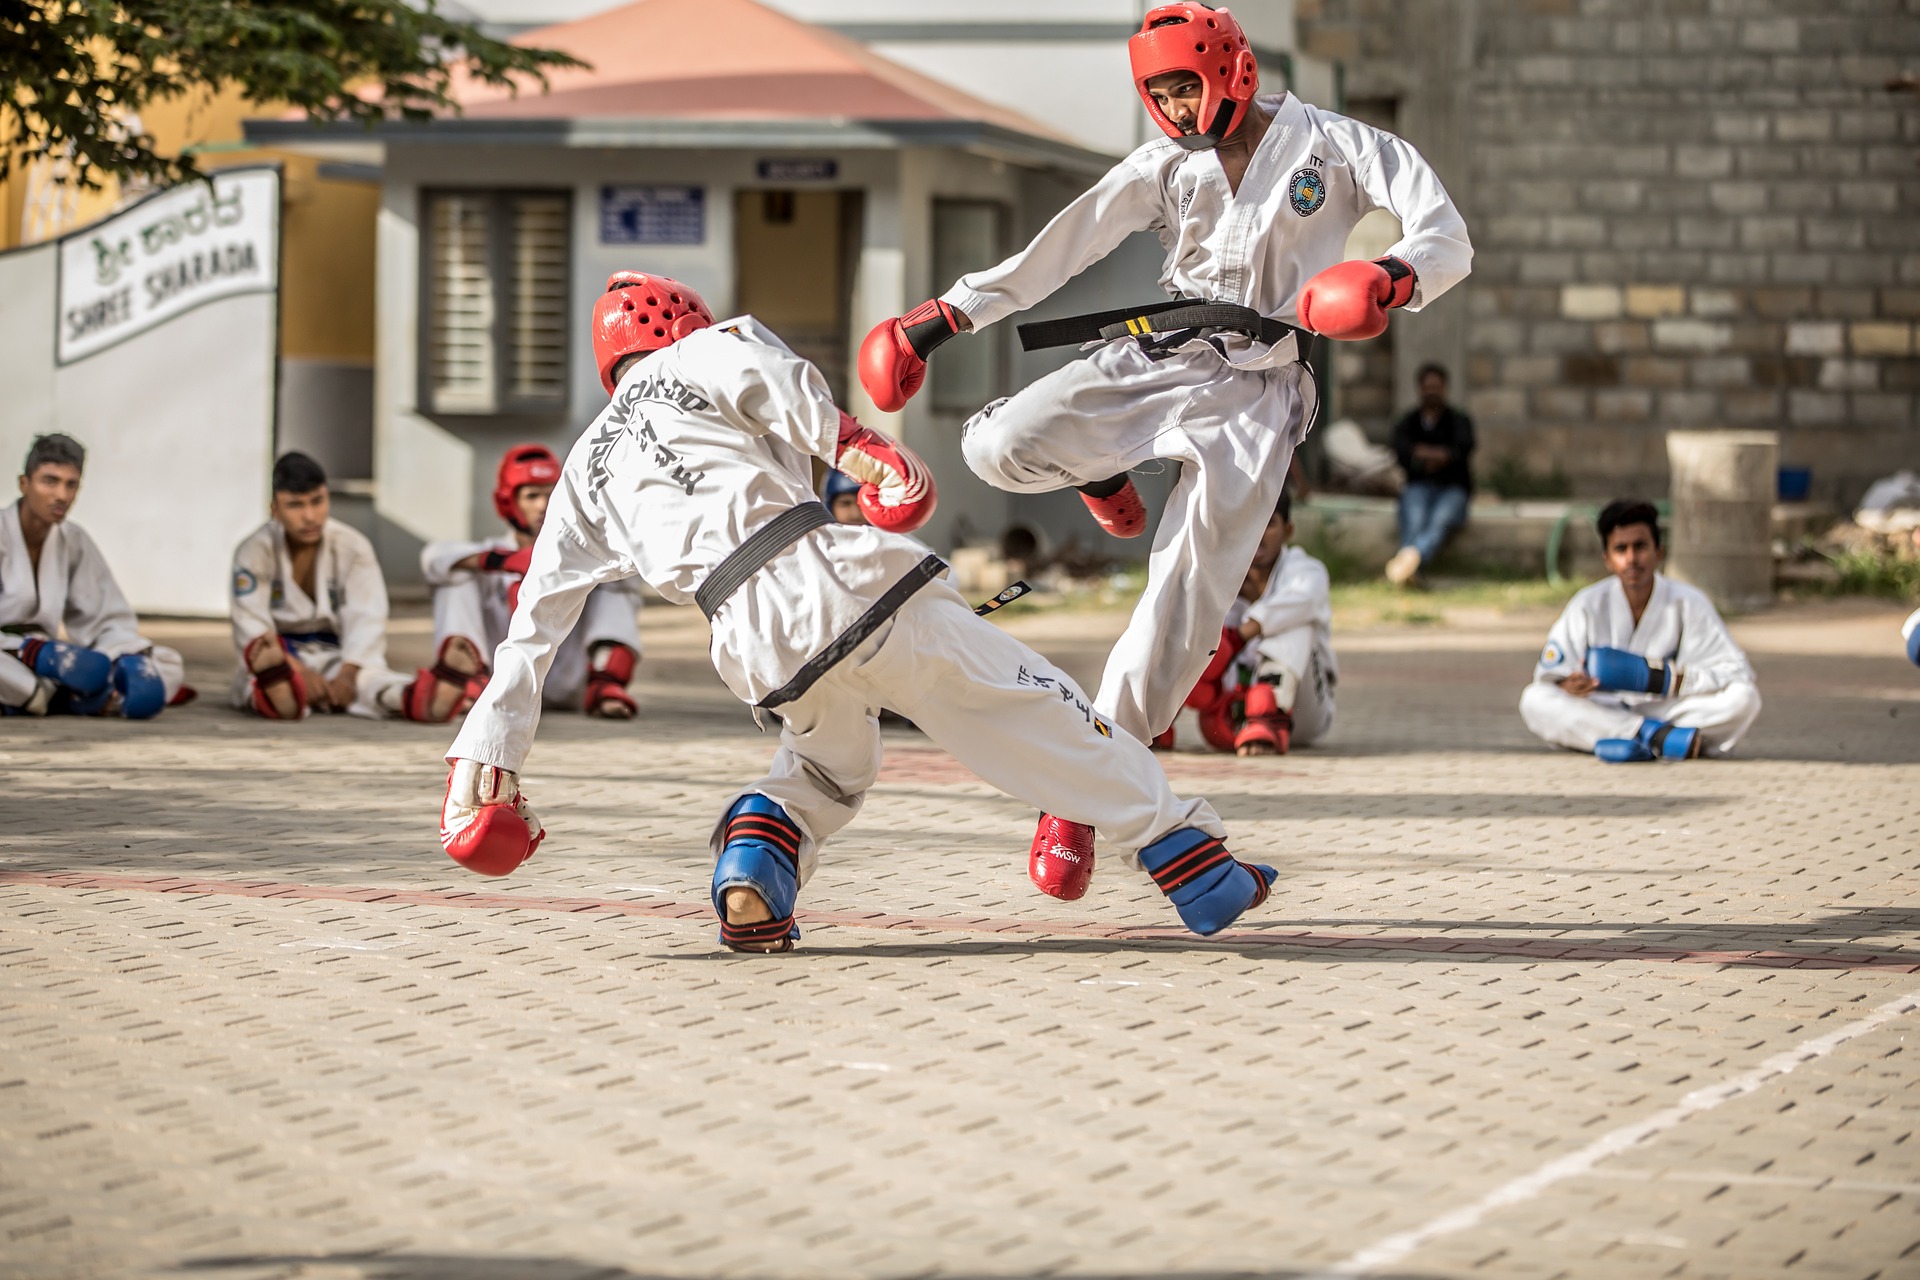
[1137,828,1277,937]
[710,794,802,952]
[112,654,167,720]
[1597,718,1698,763]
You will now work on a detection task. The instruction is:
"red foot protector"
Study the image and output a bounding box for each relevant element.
[1080,479,1147,539]
[441,760,545,876]
[1029,813,1096,901]
[405,636,479,723]
[245,635,307,720]
[585,642,638,717]
[1234,681,1292,755]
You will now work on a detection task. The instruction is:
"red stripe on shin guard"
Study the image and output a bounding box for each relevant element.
[1147,837,1231,893]
[720,915,796,949]
[727,814,801,858]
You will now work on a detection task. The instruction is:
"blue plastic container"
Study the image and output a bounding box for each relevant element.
[1777,466,1811,502]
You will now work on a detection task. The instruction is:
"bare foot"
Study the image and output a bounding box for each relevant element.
[1236,741,1277,758]
[587,692,636,720]
[723,886,791,953]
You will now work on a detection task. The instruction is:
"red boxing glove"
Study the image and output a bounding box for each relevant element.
[1296,256,1416,341]
[835,411,938,534]
[857,298,963,412]
[480,545,535,575]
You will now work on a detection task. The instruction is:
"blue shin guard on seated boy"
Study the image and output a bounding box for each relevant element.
[1137,828,1277,937]
[710,794,803,953]
[1596,718,1698,763]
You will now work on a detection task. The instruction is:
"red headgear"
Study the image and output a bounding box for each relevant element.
[592,271,715,394]
[1129,3,1259,151]
[493,443,562,530]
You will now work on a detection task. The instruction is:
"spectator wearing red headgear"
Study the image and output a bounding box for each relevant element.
[419,444,643,719]
[859,1,1473,902]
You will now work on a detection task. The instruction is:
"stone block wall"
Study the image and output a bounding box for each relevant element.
[1296,0,1920,504]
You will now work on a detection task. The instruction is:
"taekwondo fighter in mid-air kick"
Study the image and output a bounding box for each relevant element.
[859,2,1472,900]
[439,272,1278,951]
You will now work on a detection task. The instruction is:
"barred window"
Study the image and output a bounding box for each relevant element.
[423,190,571,414]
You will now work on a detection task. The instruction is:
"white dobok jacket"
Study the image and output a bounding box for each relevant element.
[1225,544,1337,676]
[229,517,391,667]
[942,92,1473,371]
[1532,574,1756,703]
[457,315,943,773]
[0,502,152,658]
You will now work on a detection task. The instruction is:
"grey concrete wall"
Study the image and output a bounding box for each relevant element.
[1296,0,1920,507]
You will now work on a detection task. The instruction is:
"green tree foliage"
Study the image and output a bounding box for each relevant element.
[0,1,584,189]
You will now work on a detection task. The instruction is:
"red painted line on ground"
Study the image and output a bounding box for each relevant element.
[2,869,1914,971]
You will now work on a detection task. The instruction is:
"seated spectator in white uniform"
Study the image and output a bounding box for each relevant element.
[229,452,460,721]
[421,444,642,718]
[0,433,189,718]
[1167,489,1336,755]
[1520,499,1761,762]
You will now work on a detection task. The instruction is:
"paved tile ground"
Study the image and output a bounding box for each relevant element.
[2,594,1917,1280]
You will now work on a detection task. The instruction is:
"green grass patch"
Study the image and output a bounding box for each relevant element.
[1826,549,1920,602]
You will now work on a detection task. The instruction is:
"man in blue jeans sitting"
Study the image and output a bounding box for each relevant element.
[1385,363,1475,585]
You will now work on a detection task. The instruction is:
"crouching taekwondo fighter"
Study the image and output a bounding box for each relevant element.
[439,272,1279,951]
[859,2,1472,901]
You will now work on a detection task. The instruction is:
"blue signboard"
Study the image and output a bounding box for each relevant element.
[600,185,705,245]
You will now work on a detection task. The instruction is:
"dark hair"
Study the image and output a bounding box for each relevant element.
[1416,362,1449,385]
[1597,499,1661,549]
[272,451,328,496]
[1273,486,1293,524]
[24,433,85,477]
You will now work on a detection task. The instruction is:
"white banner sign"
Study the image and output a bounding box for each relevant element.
[57,166,280,365]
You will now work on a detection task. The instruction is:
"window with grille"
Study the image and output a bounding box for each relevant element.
[423,190,571,414]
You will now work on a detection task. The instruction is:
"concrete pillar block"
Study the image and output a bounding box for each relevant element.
[1666,429,1778,612]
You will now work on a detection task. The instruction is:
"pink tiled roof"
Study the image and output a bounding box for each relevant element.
[445,0,1068,142]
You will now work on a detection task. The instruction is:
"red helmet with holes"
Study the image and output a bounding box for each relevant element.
[592,271,715,394]
[1129,3,1259,151]
[493,443,562,530]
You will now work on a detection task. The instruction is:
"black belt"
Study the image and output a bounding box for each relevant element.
[1017,299,1309,357]
[696,501,833,620]
[280,629,341,647]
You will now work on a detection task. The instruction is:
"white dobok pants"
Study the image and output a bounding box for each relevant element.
[0,639,185,709]
[228,635,410,720]
[962,338,1316,743]
[1240,624,1336,748]
[432,577,639,710]
[1518,680,1763,757]
[710,580,1225,888]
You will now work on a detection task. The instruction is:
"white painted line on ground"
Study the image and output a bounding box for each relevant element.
[1307,987,1920,1278]
[1585,1167,1920,1196]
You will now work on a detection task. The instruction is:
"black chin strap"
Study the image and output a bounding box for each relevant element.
[1174,100,1237,152]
